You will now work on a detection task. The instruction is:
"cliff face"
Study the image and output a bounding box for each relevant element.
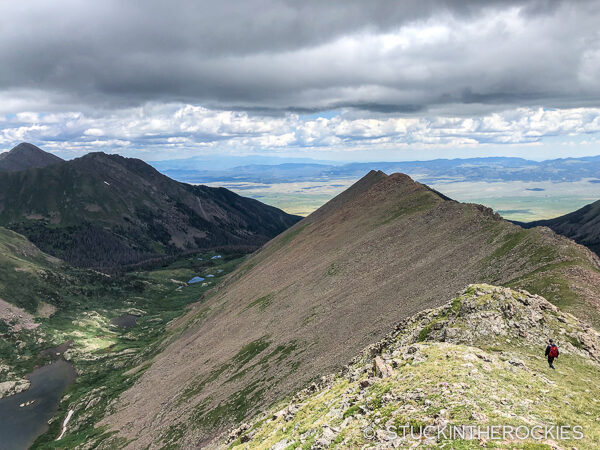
[227,284,600,449]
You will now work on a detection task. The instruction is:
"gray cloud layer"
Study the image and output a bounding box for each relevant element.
[1,0,599,114]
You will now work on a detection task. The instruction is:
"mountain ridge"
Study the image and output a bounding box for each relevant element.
[94,171,600,448]
[0,147,300,269]
[226,284,600,449]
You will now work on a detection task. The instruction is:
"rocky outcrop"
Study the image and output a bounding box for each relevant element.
[0,298,39,332]
[359,284,600,363]
[227,285,600,449]
[0,379,30,399]
[373,356,393,378]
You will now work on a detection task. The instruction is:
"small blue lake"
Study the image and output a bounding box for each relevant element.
[0,359,76,450]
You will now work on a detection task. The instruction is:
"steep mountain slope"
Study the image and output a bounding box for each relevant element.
[0,142,63,172]
[227,285,600,449]
[522,199,600,257]
[0,151,300,269]
[0,226,74,398]
[0,226,64,313]
[95,171,600,448]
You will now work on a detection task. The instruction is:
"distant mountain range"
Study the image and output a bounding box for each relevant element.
[151,154,336,171]
[99,170,600,447]
[151,155,600,185]
[0,143,300,269]
[0,143,63,172]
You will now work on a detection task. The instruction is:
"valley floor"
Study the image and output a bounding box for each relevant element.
[204,179,600,221]
[0,252,245,448]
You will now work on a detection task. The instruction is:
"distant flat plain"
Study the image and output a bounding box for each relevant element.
[202,178,600,221]
[154,155,600,221]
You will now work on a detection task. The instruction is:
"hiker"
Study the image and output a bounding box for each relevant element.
[545,339,559,369]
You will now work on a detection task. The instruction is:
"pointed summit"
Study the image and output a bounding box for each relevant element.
[0,142,63,172]
[305,170,448,224]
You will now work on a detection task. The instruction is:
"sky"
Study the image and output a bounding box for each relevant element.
[1,0,600,162]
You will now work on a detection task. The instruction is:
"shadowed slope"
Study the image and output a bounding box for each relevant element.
[97,172,600,449]
[0,143,63,172]
[0,151,300,269]
[0,227,64,313]
[522,199,600,257]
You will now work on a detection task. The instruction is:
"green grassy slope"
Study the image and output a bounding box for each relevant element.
[229,285,600,449]
[0,227,65,312]
[522,198,600,257]
[28,252,246,449]
[480,224,600,323]
[0,228,248,445]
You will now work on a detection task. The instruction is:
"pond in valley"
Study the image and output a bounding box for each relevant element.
[110,313,139,329]
[0,359,76,450]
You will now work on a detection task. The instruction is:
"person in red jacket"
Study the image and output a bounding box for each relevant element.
[545,339,559,369]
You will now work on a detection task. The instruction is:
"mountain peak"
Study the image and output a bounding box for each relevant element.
[0,142,63,172]
[9,142,41,153]
[73,151,168,183]
[307,170,448,223]
[77,152,130,165]
[0,151,300,268]
[80,151,121,160]
[372,171,425,191]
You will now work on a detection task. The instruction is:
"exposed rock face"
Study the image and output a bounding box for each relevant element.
[227,285,600,449]
[0,298,39,331]
[373,356,393,378]
[0,379,30,399]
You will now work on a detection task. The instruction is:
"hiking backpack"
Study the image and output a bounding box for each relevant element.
[549,345,558,358]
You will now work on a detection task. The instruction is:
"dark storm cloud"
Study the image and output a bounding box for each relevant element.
[0,0,599,114]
